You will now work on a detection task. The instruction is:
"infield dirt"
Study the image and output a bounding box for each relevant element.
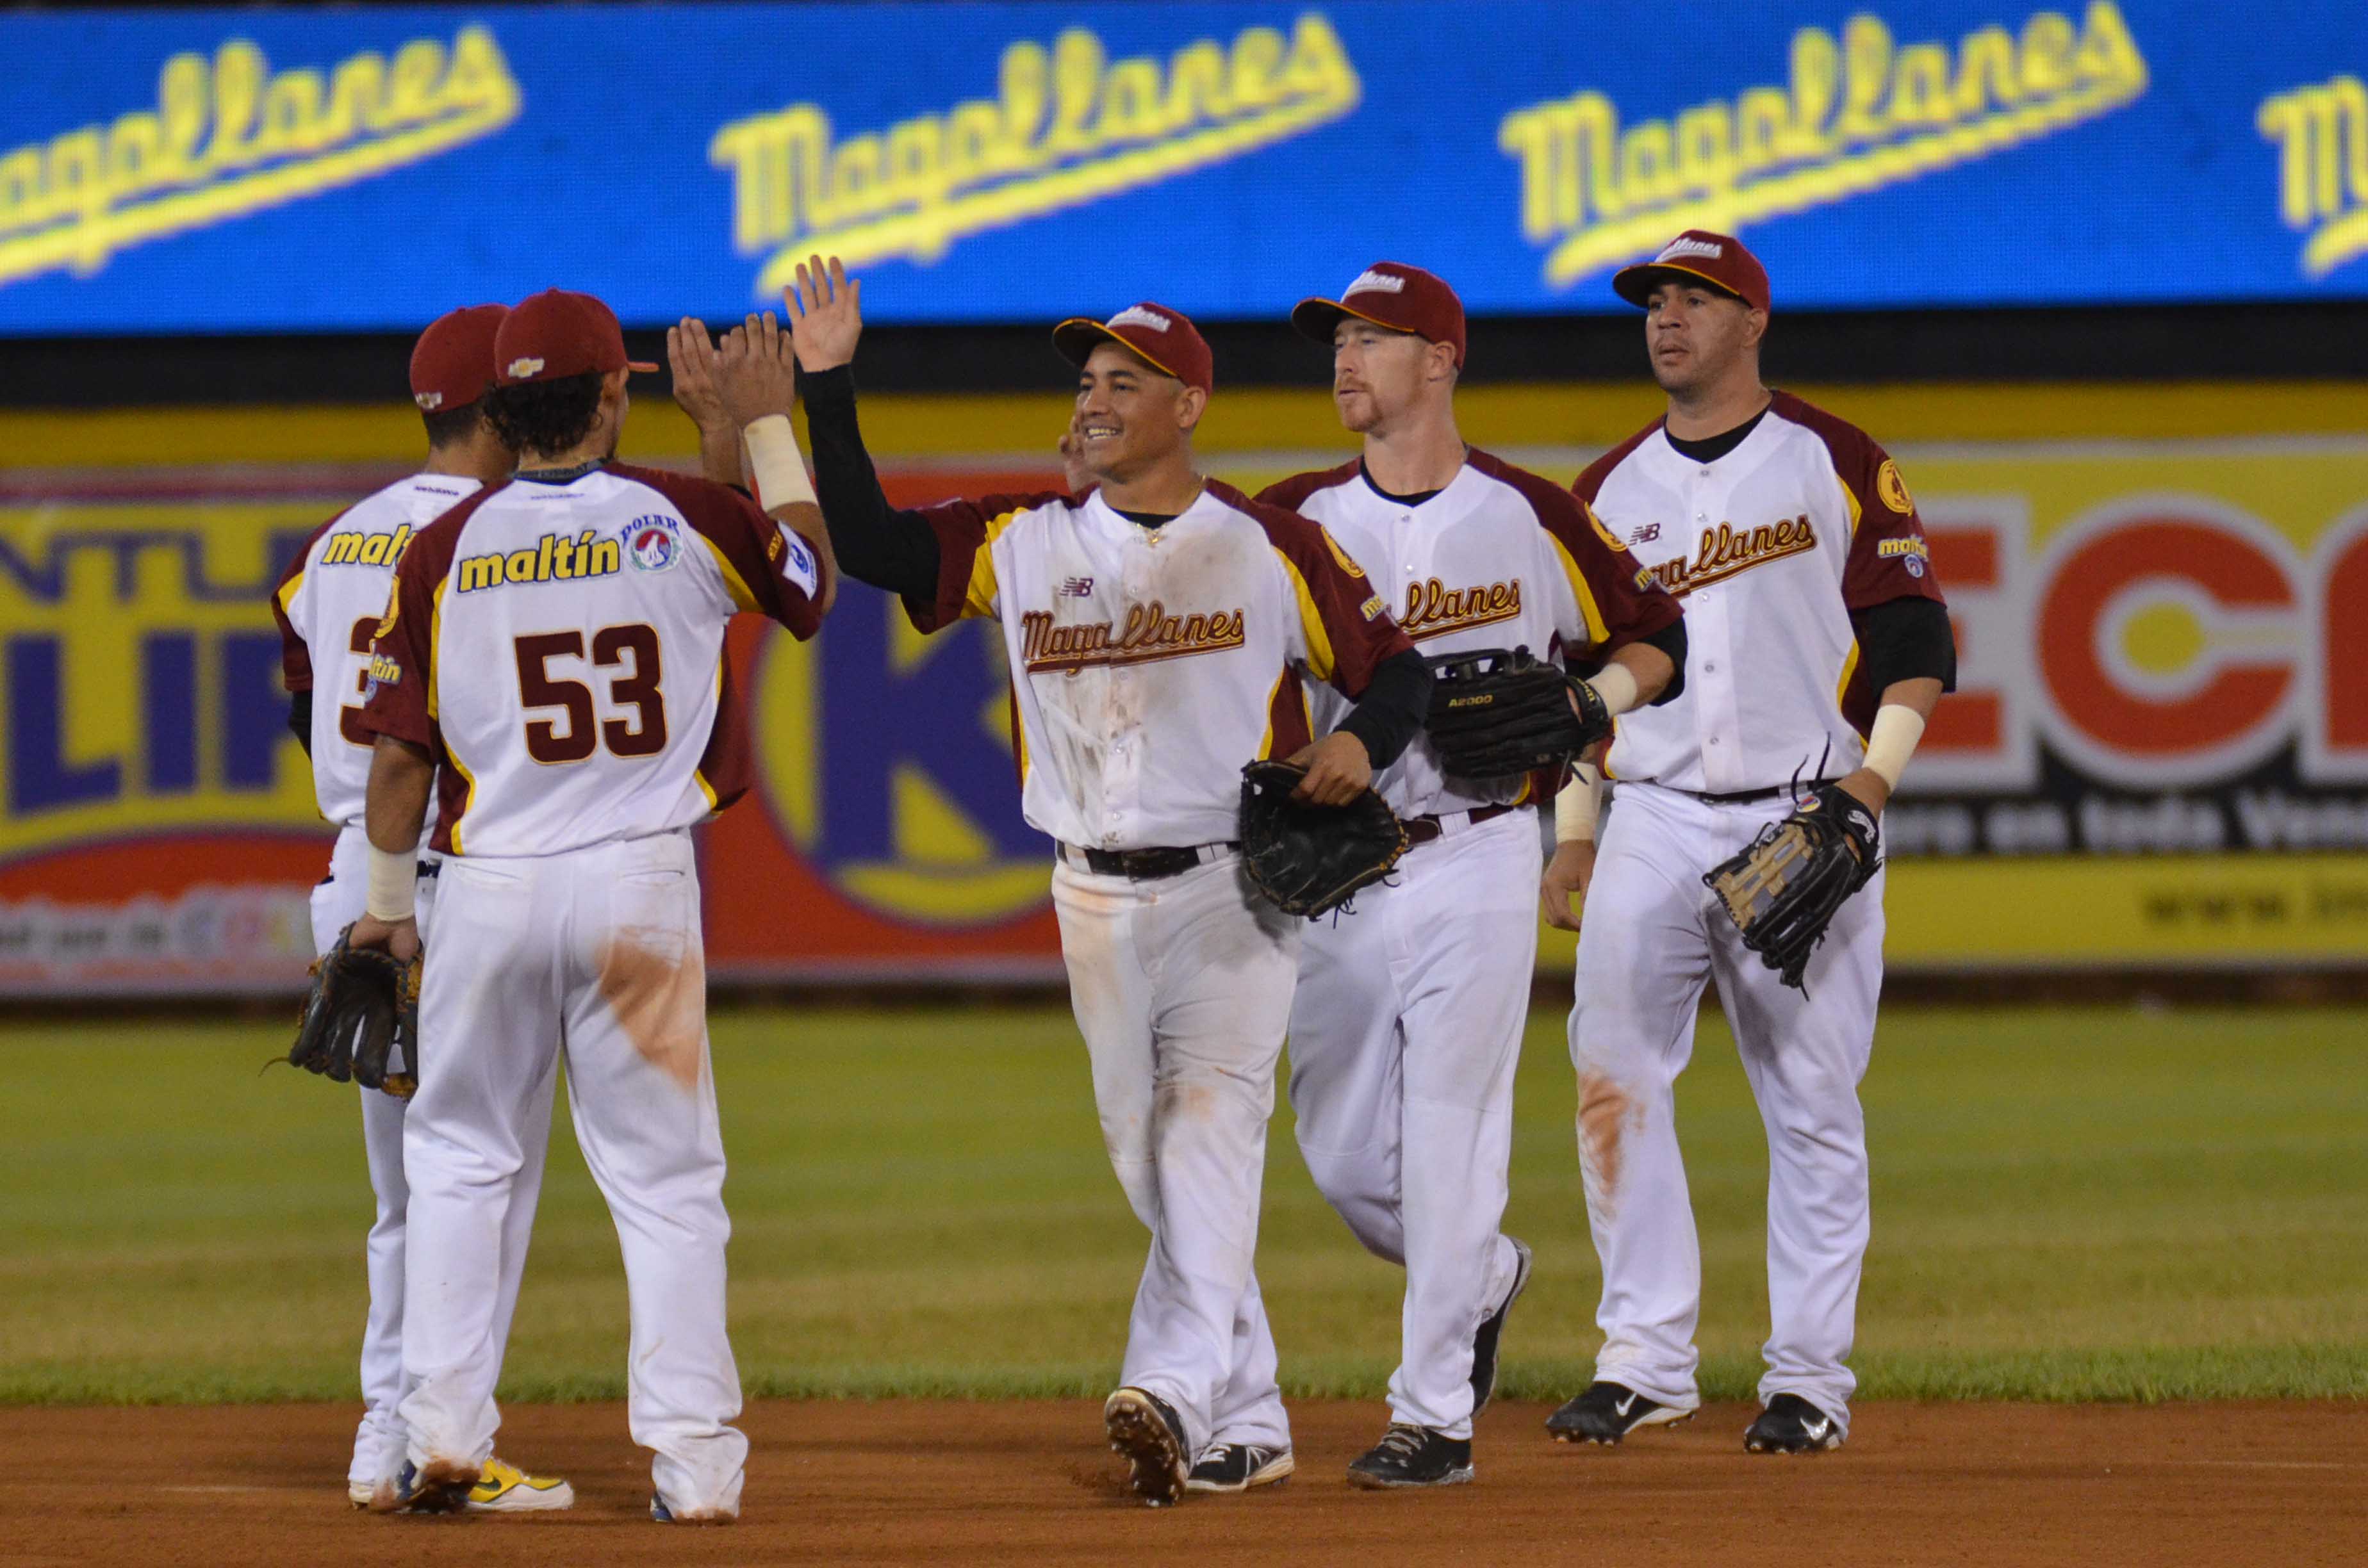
[6,1398,2361,1566]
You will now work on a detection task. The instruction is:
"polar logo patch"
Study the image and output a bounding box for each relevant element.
[624,514,680,572]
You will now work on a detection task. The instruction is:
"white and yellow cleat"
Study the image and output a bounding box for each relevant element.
[465,1457,575,1512]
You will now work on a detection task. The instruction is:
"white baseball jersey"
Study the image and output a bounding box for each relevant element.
[1260,450,1680,819]
[361,462,825,856]
[272,473,482,827]
[1578,391,1946,794]
[903,479,1411,851]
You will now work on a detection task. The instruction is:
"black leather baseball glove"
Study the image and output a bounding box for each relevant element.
[1238,760,1408,918]
[288,924,422,1098]
[1702,783,1881,989]
[1426,646,1612,779]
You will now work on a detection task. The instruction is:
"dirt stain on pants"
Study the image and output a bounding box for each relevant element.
[1578,1072,1633,1214]
[597,927,705,1091]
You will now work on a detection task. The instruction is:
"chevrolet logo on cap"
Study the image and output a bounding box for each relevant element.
[505,356,545,379]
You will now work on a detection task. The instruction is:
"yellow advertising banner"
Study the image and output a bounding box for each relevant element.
[2,400,2364,993]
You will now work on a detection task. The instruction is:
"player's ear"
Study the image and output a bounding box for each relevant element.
[1427,339,1458,383]
[1741,306,1768,350]
[1174,382,1206,433]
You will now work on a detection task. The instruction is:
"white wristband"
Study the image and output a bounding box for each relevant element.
[1587,662,1640,717]
[741,414,817,509]
[1862,703,1927,789]
[1554,764,1604,844]
[365,845,416,922]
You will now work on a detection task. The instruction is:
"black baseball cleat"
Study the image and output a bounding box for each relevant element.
[1545,1380,1696,1444]
[1104,1387,1190,1507]
[1745,1393,1844,1453]
[1346,1423,1474,1489]
[1185,1442,1294,1493]
[1468,1237,1533,1416]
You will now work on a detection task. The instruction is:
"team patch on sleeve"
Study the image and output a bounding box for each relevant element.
[776,523,819,598]
[1877,534,1932,576]
[1360,593,1387,621]
[1876,459,1915,514]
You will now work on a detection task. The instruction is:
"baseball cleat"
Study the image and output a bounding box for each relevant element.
[1545,1380,1696,1444]
[1186,1443,1294,1494]
[1745,1393,1844,1454]
[1103,1387,1190,1507]
[466,1456,574,1512]
[1346,1423,1474,1489]
[1469,1236,1533,1416]
[650,1493,736,1524]
[393,1457,481,1514]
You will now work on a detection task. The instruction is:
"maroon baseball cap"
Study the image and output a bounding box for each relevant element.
[409,304,507,412]
[493,288,659,387]
[1613,231,1771,313]
[1051,302,1214,395]
[1291,262,1468,368]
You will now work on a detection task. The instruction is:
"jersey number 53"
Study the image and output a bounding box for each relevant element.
[514,625,667,763]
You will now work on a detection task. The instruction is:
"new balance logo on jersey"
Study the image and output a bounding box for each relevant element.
[1059,576,1096,597]
[1399,576,1523,641]
[1020,602,1246,676]
[320,525,414,568]
[455,530,621,592]
[1646,515,1818,598]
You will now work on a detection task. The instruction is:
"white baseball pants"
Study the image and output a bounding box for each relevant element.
[396,828,748,1515]
[1052,850,1299,1457]
[1219,807,1538,1441]
[311,822,548,1493]
[1567,781,1884,1433]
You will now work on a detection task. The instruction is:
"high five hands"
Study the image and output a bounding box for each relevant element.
[784,254,862,373]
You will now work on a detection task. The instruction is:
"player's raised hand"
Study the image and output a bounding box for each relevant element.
[666,317,730,431]
[1057,409,1093,493]
[714,312,798,428]
[784,254,862,372]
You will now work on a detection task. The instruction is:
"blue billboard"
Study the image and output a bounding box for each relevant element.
[1,1,2363,332]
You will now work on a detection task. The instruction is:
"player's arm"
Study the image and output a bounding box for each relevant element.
[1834,443,1956,816]
[270,520,332,757]
[1258,517,1427,806]
[343,550,444,960]
[667,317,744,487]
[783,254,942,600]
[714,312,836,616]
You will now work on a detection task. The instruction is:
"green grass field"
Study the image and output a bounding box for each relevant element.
[3,1004,2363,1405]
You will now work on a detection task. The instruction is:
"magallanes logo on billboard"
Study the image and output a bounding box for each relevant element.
[2258,74,2368,280]
[1497,3,2147,288]
[0,26,520,288]
[708,13,1360,295]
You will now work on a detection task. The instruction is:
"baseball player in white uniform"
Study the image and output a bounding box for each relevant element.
[1541,232,1954,1453]
[269,304,570,1514]
[348,289,837,1520]
[1229,263,1686,1490]
[784,256,1433,1507]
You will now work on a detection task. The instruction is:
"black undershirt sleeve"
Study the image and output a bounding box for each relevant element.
[799,364,942,599]
[288,690,313,756]
[1335,648,1431,770]
[1850,595,1958,694]
[1636,617,1688,705]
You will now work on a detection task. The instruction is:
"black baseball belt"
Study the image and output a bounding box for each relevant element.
[1058,842,1238,881]
[1665,779,1843,806]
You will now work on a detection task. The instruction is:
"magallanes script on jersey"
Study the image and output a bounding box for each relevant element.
[1397,576,1523,642]
[1646,514,1818,598]
[1020,602,1246,676]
